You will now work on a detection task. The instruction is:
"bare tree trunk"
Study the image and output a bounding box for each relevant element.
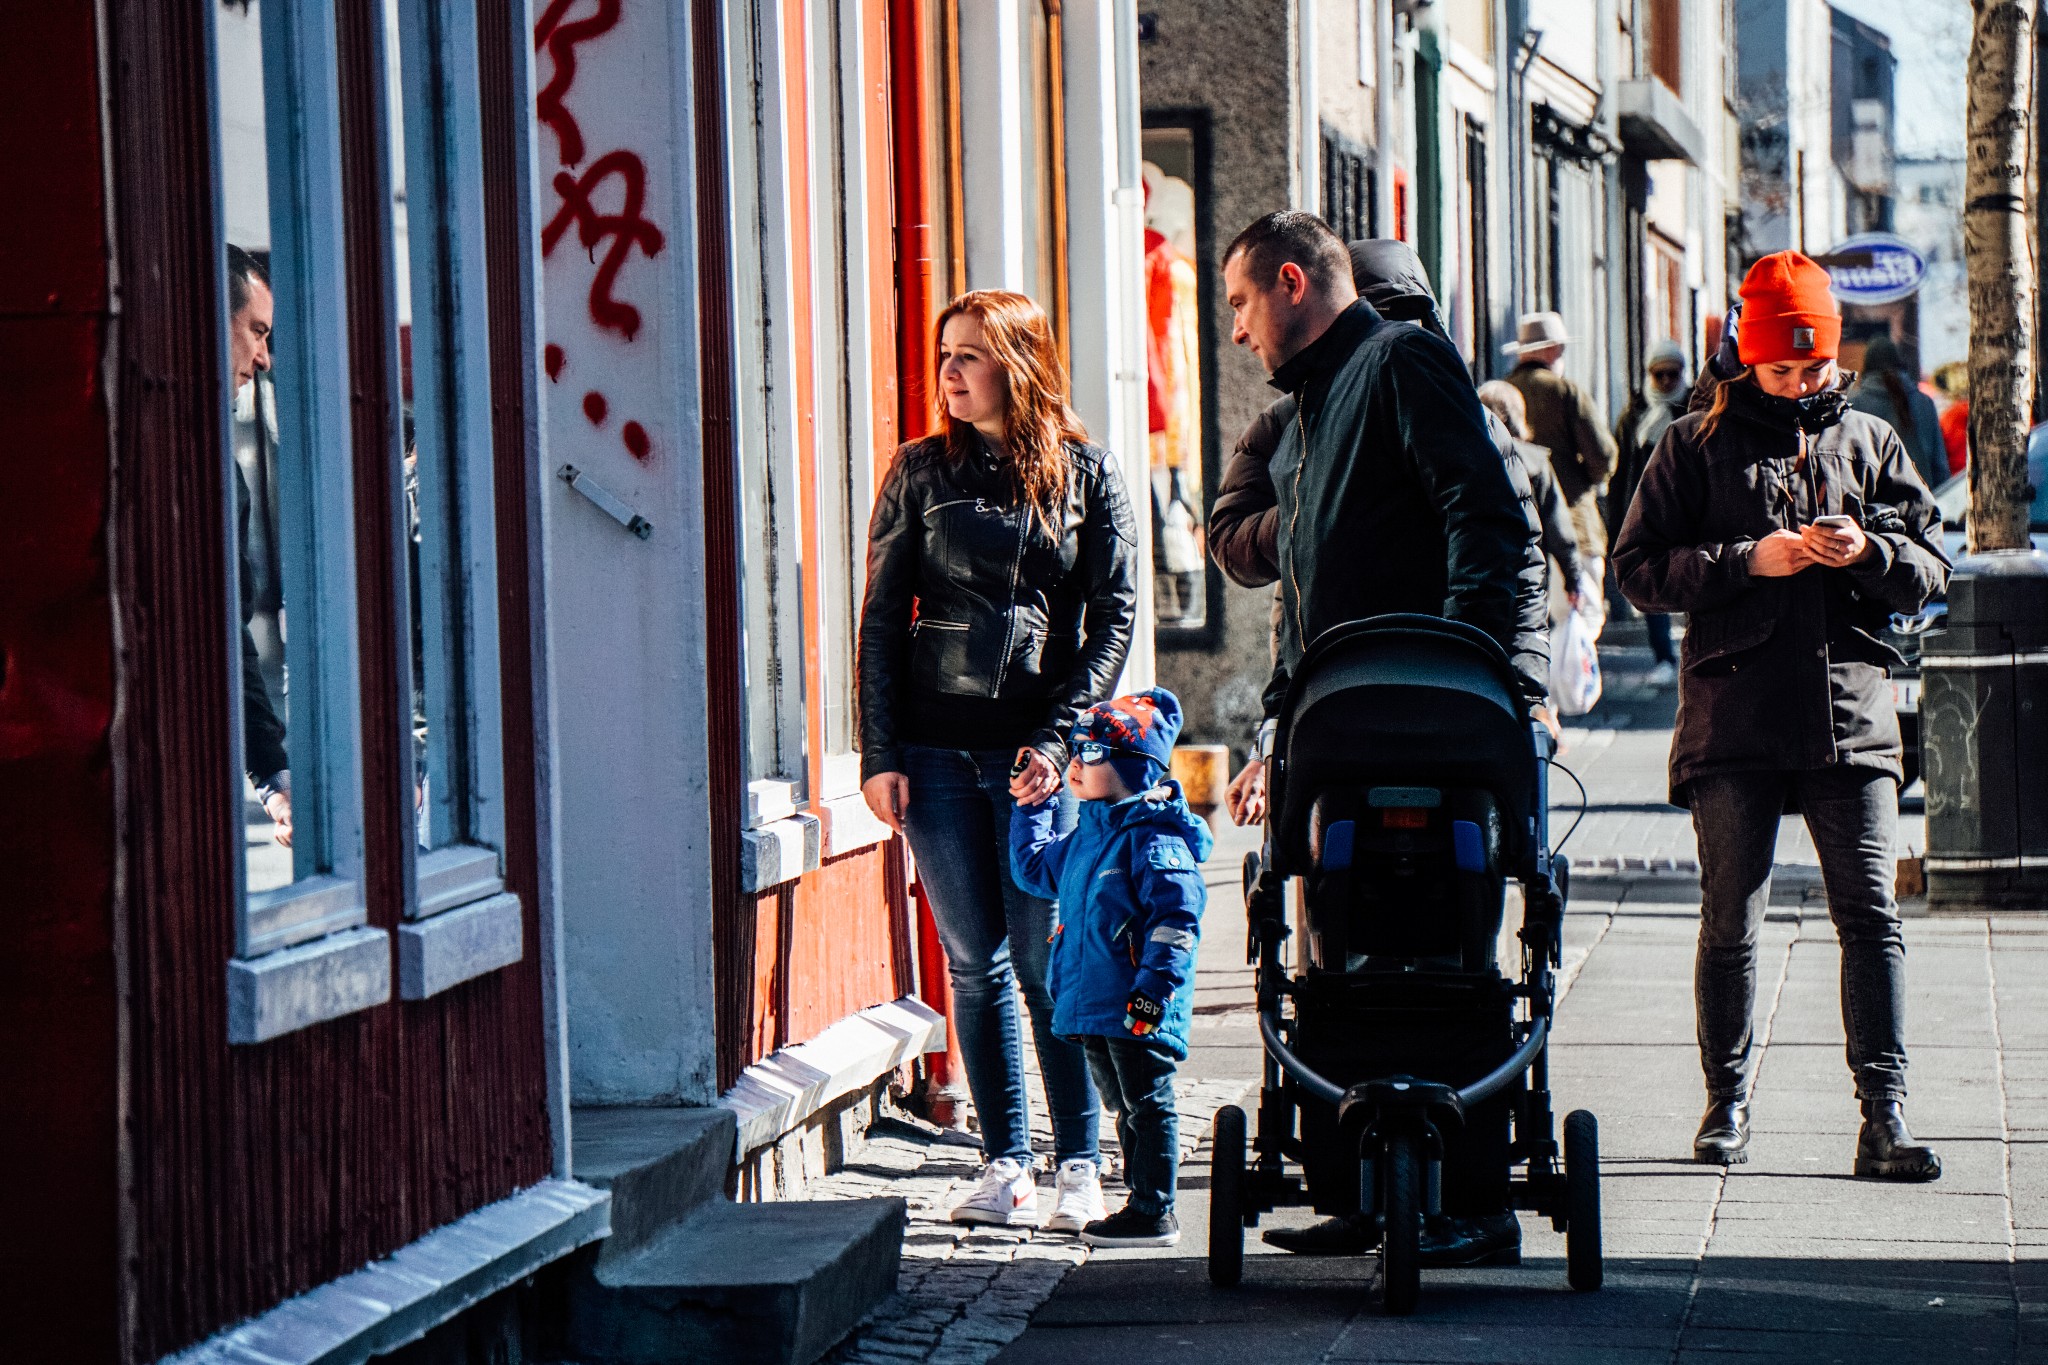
[1966,0,2035,552]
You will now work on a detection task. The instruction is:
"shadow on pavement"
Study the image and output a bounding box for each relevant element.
[995,1252,2032,1364]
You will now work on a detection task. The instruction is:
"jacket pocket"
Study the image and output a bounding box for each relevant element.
[1682,603,1778,678]
[909,618,973,691]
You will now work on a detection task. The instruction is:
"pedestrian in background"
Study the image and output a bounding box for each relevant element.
[1505,311,1620,592]
[1478,379,1584,619]
[226,244,293,846]
[1850,334,1947,491]
[858,289,1137,1234]
[1611,339,1692,684]
[1011,689,1209,1249]
[1933,360,1970,477]
[1613,250,1949,1182]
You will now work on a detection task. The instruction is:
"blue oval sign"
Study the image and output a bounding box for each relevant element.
[1823,232,1929,305]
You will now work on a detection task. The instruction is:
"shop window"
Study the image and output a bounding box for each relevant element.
[217,0,372,963]
[1142,121,1212,637]
[213,0,523,1036]
[1022,0,1070,361]
[388,0,516,923]
[724,0,813,825]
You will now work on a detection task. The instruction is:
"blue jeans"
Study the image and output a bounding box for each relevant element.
[1689,768,1909,1103]
[1083,1035,1180,1216]
[901,745,1099,1166]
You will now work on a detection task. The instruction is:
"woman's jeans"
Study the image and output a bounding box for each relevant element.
[1083,1036,1181,1216]
[1688,768,1909,1104]
[900,746,1099,1166]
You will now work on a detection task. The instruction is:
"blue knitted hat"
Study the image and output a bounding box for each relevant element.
[1071,688,1183,793]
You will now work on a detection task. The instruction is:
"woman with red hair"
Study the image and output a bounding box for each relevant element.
[858,290,1138,1232]
[1614,252,1949,1181]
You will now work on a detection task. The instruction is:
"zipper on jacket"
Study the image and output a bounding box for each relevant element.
[992,506,1031,693]
[1287,400,1311,643]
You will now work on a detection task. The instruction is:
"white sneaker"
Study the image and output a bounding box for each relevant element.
[949,1157,1040,1226]
[1042,1158,1108,1234]
[1645,661,1678,686]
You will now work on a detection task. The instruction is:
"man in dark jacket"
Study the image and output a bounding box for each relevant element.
[1210,238,1552,713]
[1220,220,1529,712]
[1221,215,1531,1264]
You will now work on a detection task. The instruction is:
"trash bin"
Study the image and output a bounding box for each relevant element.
[1922,549,2048,911]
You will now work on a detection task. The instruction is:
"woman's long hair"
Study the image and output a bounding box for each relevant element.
[931,290,1087,536]
[1698,371,1741,442]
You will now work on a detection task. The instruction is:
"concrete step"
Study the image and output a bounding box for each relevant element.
[572,1105,736,1262]
[563,1196,906,1365]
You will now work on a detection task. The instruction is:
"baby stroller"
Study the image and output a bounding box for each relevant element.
[1208,615,1602,1314]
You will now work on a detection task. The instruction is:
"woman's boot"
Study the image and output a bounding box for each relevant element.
[1693,1096,1751,1165]
[1854,1099,1941,1181]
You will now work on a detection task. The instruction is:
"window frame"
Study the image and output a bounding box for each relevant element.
[230,0,372,962]
[394,0,512,917]
[726,0,814,827]
[808,0,881,805]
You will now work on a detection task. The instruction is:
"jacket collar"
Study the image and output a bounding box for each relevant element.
[1725,373,1854,437]
[1269,299,1381,395]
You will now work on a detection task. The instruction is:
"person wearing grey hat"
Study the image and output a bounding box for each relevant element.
[1505,312,1619,567]
[1611,339,1692,680]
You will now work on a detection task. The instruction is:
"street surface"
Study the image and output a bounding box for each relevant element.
[822,623,2045,1364]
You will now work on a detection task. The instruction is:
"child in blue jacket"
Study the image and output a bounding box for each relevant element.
[1011,687,1212,1247]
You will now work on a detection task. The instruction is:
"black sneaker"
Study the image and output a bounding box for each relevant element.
[1080,1205,1180,1248]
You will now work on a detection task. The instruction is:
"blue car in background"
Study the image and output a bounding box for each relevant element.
[1885,433,2048,790]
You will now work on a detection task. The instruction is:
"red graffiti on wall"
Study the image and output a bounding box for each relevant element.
[533,1,660,462]
[542,152,666,343]
[534,0,621,168]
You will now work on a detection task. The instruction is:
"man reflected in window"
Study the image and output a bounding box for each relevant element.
[228,244,292,847]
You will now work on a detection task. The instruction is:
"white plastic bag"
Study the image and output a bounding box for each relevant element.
[1550,598,1604,717]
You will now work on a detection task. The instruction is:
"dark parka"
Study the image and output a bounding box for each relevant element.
[1210,240,1549,708]
[1612,379,1950,803]
[1261,300,1529,715]
[858,435,1138,780]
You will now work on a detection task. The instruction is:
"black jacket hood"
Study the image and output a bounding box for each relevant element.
[1349,239,1447,338]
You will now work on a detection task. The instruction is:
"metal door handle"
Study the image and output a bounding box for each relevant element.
[557,464,652,539]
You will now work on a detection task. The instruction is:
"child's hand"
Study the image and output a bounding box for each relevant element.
[1124,990,1164,1036]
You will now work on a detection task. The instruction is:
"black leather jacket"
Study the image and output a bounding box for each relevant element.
[858,434,1138,780]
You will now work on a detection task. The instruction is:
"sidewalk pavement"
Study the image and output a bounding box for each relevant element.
[818,624,2037,1364]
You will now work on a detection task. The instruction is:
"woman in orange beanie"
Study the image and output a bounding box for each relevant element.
[1612,251,1950,1180]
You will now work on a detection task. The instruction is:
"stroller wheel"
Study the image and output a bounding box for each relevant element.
[1208,1106,1247,1287]
[1564,1110,1603,1291]
[1379,1131,1423,1315]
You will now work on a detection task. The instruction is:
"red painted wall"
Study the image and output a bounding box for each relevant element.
[0,5,121,1361]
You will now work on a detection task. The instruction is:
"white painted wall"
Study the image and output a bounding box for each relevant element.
[534,2,717,1105]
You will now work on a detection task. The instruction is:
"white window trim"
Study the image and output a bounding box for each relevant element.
[395,0,515,923]
[226,0,373,980]
[725,0,812,811]
[808,0,878,804]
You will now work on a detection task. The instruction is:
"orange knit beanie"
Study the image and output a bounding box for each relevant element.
[1737,251,1840,366]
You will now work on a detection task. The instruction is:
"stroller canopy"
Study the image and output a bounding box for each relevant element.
[1271,615,1540,874]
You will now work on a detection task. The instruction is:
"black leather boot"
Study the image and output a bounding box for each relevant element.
[1855,1099,1942,1181]
[1418,1212,1522,1267]
[1693,1096,1751,1165]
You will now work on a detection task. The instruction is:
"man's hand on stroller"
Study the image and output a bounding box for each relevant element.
[1226,757,1267,826]
[1124,989,1165,1036]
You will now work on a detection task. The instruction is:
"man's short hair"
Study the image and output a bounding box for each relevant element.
[226,244,270,320]
[1223,212,1352,297]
